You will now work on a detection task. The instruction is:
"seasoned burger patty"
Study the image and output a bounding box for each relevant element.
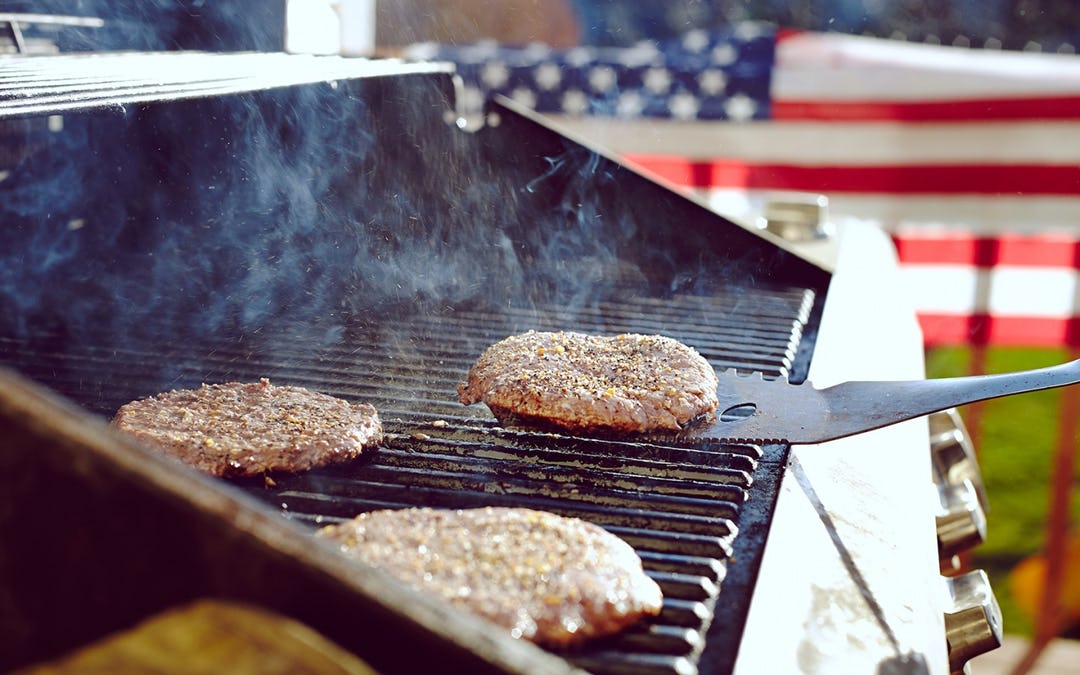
[458,330,719,433]
[112,379,382,478]
[316,506,663,648]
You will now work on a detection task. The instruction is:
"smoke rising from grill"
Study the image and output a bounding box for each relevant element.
[0,52,825,401]
[0,69,640,382]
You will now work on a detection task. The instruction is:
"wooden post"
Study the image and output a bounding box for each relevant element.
[1009,347,1079,674]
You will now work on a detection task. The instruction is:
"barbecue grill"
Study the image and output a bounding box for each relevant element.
[0,37,999,675]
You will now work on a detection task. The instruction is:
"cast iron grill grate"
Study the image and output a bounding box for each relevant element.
[0,286,815,674]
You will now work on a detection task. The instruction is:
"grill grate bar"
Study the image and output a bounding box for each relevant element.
[1,336,790,394]
[381,432,757,484]
[369,448,750,503]
[273,484,738,538]
[645,573,720,603]
[404,294,814,375]
[408,308,805,348]
[616,625,703,656]
[637,552,726,580]
[656,600,713,628]
[275,464,744,521]
[597,527,733,561]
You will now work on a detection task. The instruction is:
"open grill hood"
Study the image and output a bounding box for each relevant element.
[0,53,832,674]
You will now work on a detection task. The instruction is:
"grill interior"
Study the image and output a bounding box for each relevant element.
[0,54,831,674]
[1,286,814,675]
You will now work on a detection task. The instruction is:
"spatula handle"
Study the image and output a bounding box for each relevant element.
[824,358,1080,430]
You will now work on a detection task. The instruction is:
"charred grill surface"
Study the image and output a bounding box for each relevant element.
[0,287,813,675]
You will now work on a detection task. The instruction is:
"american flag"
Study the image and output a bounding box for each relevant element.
[408,24,1080,348]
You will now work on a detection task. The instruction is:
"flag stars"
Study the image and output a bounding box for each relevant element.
[669,92,701,120]
[510,87,537,109]
[616,90,645,118]
[723,93,758,121]
[481,61,510,88]
[681,29,711,53]
[643,67,672,94]
[423,28,774,122]
[534,62,562,90]
[588,65,618,93]
[565,46,595,68]
[561,89,589,115]
[711,42,738,66]
[460,84,487,112]
[698,69,728,96]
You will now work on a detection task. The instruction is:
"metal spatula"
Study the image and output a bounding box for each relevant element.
[704,358,1080,444]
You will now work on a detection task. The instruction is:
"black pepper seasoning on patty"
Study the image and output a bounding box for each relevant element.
[458,330,718,434]
[112,379,382,477]
[316,506,663,648]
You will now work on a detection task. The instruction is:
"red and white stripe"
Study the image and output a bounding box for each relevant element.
[598,116,1080,229]
[893,231,1080,346]
[772,30,1080,122]
[555,31,1080,347]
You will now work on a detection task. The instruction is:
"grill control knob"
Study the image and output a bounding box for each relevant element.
[928,409,988,513]
[936,478,987,559]
[943,570,1003,673]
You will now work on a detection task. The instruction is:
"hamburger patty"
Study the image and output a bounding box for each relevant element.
[112,379,382,478]
[316,506,663,648]
[458,330,719,434]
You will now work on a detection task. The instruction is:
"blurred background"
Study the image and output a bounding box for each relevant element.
[368,0,1080,52]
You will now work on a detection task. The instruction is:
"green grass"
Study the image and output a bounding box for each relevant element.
[925,347,1080,638]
